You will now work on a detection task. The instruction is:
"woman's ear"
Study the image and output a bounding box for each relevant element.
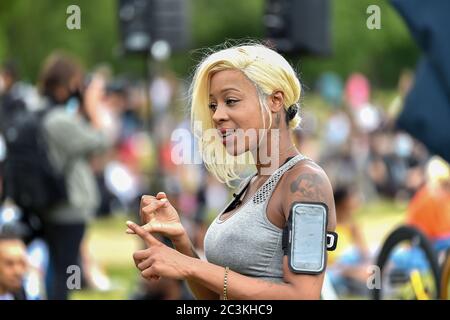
[268,91,285,113]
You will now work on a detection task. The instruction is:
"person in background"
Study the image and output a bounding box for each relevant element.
[0,61,27,200]
[38,52,112,300]
[0,233,28,300]
[0,61,27,127]
[406,156,450,252]
[327,186,371,297]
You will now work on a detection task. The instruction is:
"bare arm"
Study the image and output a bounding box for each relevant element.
[129,220,324,300]
[284,162,337,232]
[172,234,220,300]
[186,256,323,300]
[129,194,218,300]
[128,162,336,300]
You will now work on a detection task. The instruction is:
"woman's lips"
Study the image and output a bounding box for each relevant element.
[218,128,236,145]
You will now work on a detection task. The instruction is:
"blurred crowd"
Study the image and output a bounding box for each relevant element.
[0,52,449,300]
[304,71,450,297]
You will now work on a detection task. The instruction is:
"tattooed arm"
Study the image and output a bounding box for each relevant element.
[283,161,337,232]
[170,163,336,300]
[270,160,337,297]
[128,161,336,300]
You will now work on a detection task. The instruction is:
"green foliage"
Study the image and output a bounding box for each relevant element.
[298,0,419,88]
[0,0,119,82]
[0,0,419,87]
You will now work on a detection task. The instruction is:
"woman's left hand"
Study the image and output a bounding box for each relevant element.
[127,221,193,281]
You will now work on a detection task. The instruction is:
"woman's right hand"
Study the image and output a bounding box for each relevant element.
[126,192,186,243]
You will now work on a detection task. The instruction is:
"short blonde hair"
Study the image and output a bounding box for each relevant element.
[190,43,302,186]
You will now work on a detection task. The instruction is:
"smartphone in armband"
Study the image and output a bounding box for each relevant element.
[282,202,328,274]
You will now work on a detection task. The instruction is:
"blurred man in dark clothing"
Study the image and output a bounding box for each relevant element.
[0,61,26,131]
[0,62,27,197]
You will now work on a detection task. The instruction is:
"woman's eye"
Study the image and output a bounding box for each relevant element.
[208,103,217,111]
[226,98,239,105]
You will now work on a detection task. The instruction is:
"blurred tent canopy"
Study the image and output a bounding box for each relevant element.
[0,0,418,87]
[393,0,450,163]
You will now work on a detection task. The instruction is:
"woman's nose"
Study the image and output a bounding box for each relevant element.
[212,104,229,124]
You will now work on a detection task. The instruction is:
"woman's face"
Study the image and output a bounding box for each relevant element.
[209,69,266,156]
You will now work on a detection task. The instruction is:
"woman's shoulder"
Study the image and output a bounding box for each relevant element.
[278,156,337,229]
[281,157,331,199]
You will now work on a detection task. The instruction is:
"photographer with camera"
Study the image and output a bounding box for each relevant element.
[37,52,112,300]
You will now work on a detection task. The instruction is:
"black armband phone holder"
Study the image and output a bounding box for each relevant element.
[281,202,338,274]
[282,222,339,254]
[326,231,338,251]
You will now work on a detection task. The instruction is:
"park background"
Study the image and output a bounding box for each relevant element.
[0,0,438,300]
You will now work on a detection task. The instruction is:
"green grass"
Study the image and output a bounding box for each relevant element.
[71,200,407,300]
[70,265,138,300]
[69,213,142,300]
[355,199,407,249]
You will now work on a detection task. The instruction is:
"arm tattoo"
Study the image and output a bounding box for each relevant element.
[290,173,326,202]
[257,278,274,288]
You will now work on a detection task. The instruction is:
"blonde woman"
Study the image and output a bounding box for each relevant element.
[126,43,336,300]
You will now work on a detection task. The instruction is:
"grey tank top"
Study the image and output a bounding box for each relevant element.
[204,154,308,283]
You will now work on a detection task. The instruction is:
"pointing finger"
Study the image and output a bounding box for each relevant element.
[126,221,161,247]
